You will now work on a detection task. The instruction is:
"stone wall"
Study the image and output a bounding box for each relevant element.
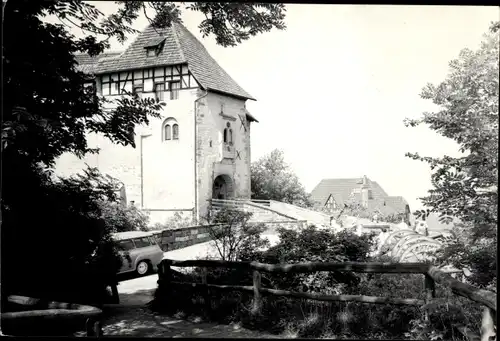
[253,220,308,234]
[195,92,252,220]
[158,225,213,252]
[53,86,198,212]
[156,219,306,253]
[140,90,197,211]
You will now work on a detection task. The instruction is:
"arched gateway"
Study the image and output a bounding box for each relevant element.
[212,174,234,200]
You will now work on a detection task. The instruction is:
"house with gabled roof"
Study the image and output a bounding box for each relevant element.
[310,176,411,224]
[55,22,257,224]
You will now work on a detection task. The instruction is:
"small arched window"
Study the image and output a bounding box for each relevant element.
[162,117,178,141]
[223,128,228,143]
[228,129,233,144]
[164,124,171,140]
[172,124,179,140]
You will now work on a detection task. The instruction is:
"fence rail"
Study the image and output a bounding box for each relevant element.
[1,295,103,336]
[159,258,496,341]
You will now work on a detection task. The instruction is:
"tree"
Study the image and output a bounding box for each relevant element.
[2,0,287,304]
[204,208,270,262]
[404,22,499,287]
[1,166,124,305]
[251,149,314,207]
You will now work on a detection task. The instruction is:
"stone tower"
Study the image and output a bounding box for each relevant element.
[54,23,257,225]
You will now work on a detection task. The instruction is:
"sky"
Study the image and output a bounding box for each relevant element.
[55,3,499,211]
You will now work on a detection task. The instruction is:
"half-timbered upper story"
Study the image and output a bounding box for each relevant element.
[75,22,256,106]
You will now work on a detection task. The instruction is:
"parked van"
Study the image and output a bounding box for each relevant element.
[112,231,164,276]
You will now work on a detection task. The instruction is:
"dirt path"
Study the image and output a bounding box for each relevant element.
[74,276,277,338]
[74,241,282,337]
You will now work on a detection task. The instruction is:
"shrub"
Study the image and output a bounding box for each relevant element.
[435,224,497,289]
[204,208,270,262]
[153,224,383,337]
[2,165,123,308]
[99,200,150,232]
[152,222,488,339]
[153,211,196,230]
[253,226,375,294]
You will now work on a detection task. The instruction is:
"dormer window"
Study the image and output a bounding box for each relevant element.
[144,37,166,57]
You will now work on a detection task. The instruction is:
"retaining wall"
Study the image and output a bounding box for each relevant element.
[156,219,307,252]
[158,225,213,252]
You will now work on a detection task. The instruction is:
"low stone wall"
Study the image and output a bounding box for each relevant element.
[158,225,213,252]
[252,220,308,234]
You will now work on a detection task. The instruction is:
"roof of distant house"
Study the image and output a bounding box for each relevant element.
[311,177,388,208]
[310,177,409,215]
[74,22,254,101]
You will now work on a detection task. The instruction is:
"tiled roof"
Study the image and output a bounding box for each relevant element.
[74,52,122,74]
[310,177,408,215]
[78,23,254,101]
[173,23,254,100]
[383,196,408,213]
[310,177,388,208]
[93,24,185,73]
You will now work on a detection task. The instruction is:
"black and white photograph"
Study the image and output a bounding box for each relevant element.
[1,1,498,339]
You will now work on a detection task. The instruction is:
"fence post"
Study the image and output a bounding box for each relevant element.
[252,270,262,315]
[423,274,436,322]
[480,307,496,341]
[110,282,119,304]
[201,267,211,315]
[158,261,171,298]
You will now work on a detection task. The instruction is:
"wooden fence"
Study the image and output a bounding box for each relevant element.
[1,295,103,336]
[158,259,496,341]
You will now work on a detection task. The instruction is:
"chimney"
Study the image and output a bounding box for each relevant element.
[361,175,369,208]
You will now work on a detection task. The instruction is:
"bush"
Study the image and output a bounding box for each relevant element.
[152,211,195,230]
[435,224,497,289]
[253,226,375,295]
[2,165,123,308]
[354,256,484,340]
[204,208,270,262]
[153,224,387,338]
[153,220,489,339]
[100,200,150,232]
